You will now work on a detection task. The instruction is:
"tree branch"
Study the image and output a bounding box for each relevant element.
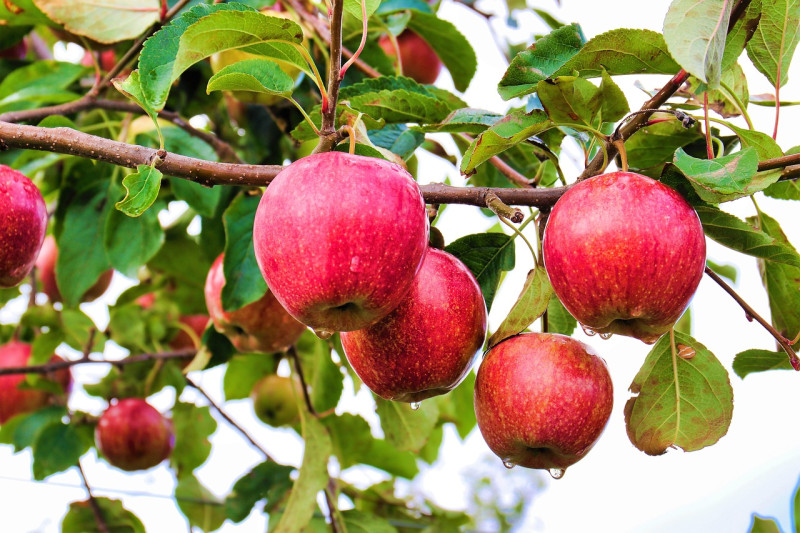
[315,0,345,153]
[288,346,317,416]
[77,460,109,533]
[0,349,195,377]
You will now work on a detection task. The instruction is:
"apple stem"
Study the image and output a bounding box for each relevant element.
[703,266,800,370]
[485,191,524,223]
[289,346,319,416]
[339,0,368,80]
[344,125,357,154]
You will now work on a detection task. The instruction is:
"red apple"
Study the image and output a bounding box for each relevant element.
[0,166,47,288]
[341,248,486,402]
[0,342,72,424]
[0,39,27,60]
[253,152,429,333]
[378,30,442,85]
[474,333,613,472]
[95,398,174,471]
[205,254,306,353]
[169,314,209,351]
[35,235,114,303]
[542,172,706,344]
[250,374,301,426]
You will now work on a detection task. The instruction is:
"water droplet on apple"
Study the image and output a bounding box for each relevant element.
[503,461,515,469]
[349,256,361,272]
[580,325,596,337]
[548,467,565,479]
[410,402,421,411]
[599,332,612,340]
[313,328,334,340]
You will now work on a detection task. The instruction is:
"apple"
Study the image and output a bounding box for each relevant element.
[0,342,72,424]
[253,152,429,333]
[0,166,47,288]
[378,30,442,85]
[205,254,306,353]
[474,333,613,472]
[340,248,486,402]
[250,374,301,426]
[81,49,117,71]
[0,39,27,60]
[169,314,209,351]
[542,171,706,344]
[94,398,174,471]
[35,235,114,303]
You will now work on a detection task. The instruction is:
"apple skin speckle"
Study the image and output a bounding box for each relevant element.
[0,165,47,288]
[341,248,487,403]
[542,172,706,344]
[474,333,613,470]
[253,152,429,332]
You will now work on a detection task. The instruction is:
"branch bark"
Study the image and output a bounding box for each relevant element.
[0,349,195,377]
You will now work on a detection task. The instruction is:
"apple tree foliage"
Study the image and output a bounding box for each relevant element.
[0,0,799,530]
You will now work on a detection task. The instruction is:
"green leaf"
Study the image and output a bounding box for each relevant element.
[696,206,800,268]
[222,194,268,312]
[116,166,163,217]
[32,422,92,480]
[595,69,630,123]
[323,413,419,478]
[57,185,112,308]
[105,197,164,278]
[33,0,159,44]
[672,147,761,203]
[342,510,399,533]
[12,406,66,451]
[793,480,800,533]
[488,268,552,348]
[113,71,162,133]
[624,331,733,455]
[746,0,800,87]
[706,259,737,283]
[0,0,50,25]
[0,61,84,114]
[722,0,762,70]
[625,118,703,170]
[444,233,515,311]
[546,294,577,336]
[296,331,344,413]
[663,0,732,88]
[171,179,223,218]
[62,498,145,533]
[753,212,800,341]
[368,125,424,160]
[271,413,331,533]
[732,349,793,379]
[537,76,606,128]
[498,24,584,100]
[406,11,477,92]
[749,515,783,533]
[226,461,294,522]
[207,58,294,100]
[223,353,278,401]
[375,396,439,452]
[170,402,217,476]
[459,110,552,174]
[765,147,800,200]
[415,108,503,134]
[433,371,477,439]
[343,0,380,21]
[175,474,227,532]
[553,28,680,79]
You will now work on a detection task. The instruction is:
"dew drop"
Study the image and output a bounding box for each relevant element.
[410,402,421,411]
[549,467,565,479]
[349,256,362,273]
[503,461,515,470]
[581,325,596,337]
[313,328,334,340]
[599,332,613,340]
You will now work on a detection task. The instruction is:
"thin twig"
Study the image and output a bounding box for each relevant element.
[185,376,277,462]
[704,266,799,370]
[324,480,342,533]
[80,329,97,361]
[0,349,195,377]
[288,346,317,416]
[77,460,109,533]
[314,0,345,153]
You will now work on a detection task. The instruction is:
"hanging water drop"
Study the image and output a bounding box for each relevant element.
[503,461,515,470]
[599,332,612,340]
[410,402,421,411]
[581,325,596,336]
[313,328,334,340]
[549,467,565,479]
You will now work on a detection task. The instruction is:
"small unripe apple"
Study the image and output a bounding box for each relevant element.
[253,152,429,333]
[35,235,114,303]
[378,30,442,85]
[341,248,487,402]
[250,374,301,426]
[0,342,72,424]
[205,254,306,353]
[95,398,174,471]
[542,171,706,344]
[474,333,613,472]
[0,39,27,60]
[0,166,47,288]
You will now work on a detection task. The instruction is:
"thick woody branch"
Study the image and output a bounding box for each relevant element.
[0,349,194,377]
[315,0,346,153]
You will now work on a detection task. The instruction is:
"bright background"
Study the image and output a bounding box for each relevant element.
[1,0,800,531]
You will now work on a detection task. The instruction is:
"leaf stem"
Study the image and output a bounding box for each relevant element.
[290,97,321,135]
[704,92,714,159]
[339,0,368,80]
[289,346,318,416]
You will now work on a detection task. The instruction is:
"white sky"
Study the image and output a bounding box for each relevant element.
[2,0,800,532]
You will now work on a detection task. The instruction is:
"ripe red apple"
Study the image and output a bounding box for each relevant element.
[95,398,174,471]
[378,30,442,85]
[0,39,27,60]
[0,166,47,288]
[35,235,114,303]
[205,254,306,353]
[0,342,72,424]
[253,152,429,333]
[474,333,613,472]
[250,374,301,426]
[542,172,706,344]
[341,248,486,402]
